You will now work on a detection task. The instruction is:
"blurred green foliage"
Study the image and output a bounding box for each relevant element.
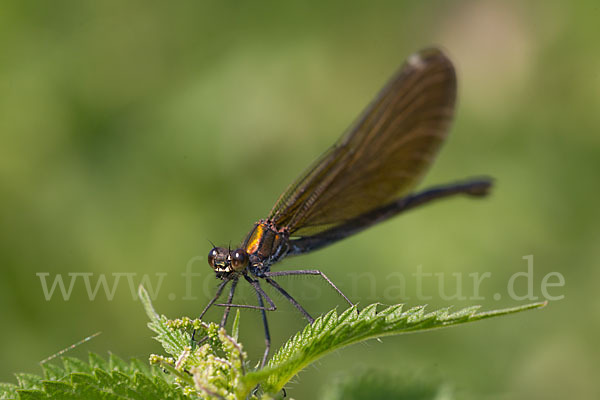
[1,1,598,398]
[322,370,446,400]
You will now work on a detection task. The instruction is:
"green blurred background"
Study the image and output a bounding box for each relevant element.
[1,1,599,398]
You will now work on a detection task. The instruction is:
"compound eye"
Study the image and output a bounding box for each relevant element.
[231,249,248,271]
[207,248,219,269]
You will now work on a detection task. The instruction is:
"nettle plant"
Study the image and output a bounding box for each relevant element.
[1,286,545,400]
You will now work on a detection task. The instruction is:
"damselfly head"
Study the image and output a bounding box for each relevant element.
[208,246,249,277]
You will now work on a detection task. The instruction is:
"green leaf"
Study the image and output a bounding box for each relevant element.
[5,353,189,400]
[69,372,97,386]
[88,353,109,370]
[0,382,19,399]
[16,389,48,400]
[63,356,92,374]
[41,380,74,397]
[41,362,65,381]
[15,373,43,391]
[109,352,131,372]
[242,301,547,394]
[139,285,188,358]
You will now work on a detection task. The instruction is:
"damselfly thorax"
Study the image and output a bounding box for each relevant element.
[207,219,291,278]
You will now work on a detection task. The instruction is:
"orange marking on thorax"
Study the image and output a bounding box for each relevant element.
[245,224,265,254]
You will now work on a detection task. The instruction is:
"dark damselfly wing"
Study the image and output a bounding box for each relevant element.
[268,48,457,237]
